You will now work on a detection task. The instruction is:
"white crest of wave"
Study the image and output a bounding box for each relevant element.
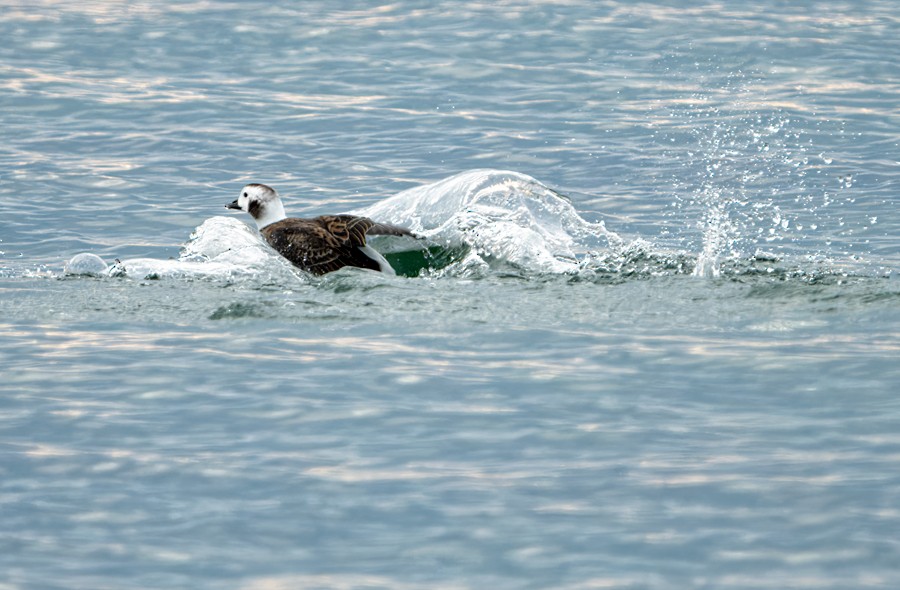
[179,216,280,269]
[65,217,292,280]
[135,216,293,279]
[359,169,619,274]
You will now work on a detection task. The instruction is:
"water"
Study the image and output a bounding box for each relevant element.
[2,2,899,589]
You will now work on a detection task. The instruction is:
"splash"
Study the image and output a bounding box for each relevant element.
[659,70,852,278]
[359,170,621,276]
[64,217,300,281]
[61,168,869,284]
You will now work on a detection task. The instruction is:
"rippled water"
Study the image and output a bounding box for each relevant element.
[2,2,899,589]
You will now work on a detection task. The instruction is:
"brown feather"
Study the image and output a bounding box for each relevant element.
[261,215,399,275]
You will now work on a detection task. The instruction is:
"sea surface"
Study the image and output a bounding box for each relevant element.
[1,2,899,589]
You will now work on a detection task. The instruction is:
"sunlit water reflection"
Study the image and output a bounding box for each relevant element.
[1,1,898,589]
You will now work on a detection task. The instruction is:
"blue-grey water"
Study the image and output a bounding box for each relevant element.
[2,2,899,589]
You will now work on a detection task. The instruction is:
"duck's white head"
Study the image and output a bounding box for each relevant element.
[226,183,287,229]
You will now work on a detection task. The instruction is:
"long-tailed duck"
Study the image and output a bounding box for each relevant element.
[226,183,417,275]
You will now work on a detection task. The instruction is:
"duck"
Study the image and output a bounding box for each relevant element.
[226,183,417,275]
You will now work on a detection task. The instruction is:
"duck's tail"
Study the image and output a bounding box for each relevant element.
[367,222,421,239]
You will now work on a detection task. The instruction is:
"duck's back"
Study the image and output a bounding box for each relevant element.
[261,215,395,275]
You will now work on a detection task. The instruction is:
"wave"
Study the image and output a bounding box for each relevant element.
[357,169,620,276]
[62,216,303,282]
[60,169,884,283]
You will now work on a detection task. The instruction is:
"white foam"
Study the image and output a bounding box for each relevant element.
[64,252,109,276]
[358,169,620,274]
[65,216,294,281]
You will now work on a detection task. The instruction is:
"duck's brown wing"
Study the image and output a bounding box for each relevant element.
[261,216,382,275]
[313,215,419,242]
[316,215,417,239]
[317,215,377,245]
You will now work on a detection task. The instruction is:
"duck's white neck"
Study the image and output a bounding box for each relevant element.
[254,201,287,230]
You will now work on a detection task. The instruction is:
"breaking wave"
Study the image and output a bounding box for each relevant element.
[61,169,884,284]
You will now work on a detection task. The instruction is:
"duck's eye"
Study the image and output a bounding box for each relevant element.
[243,192,248,198]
